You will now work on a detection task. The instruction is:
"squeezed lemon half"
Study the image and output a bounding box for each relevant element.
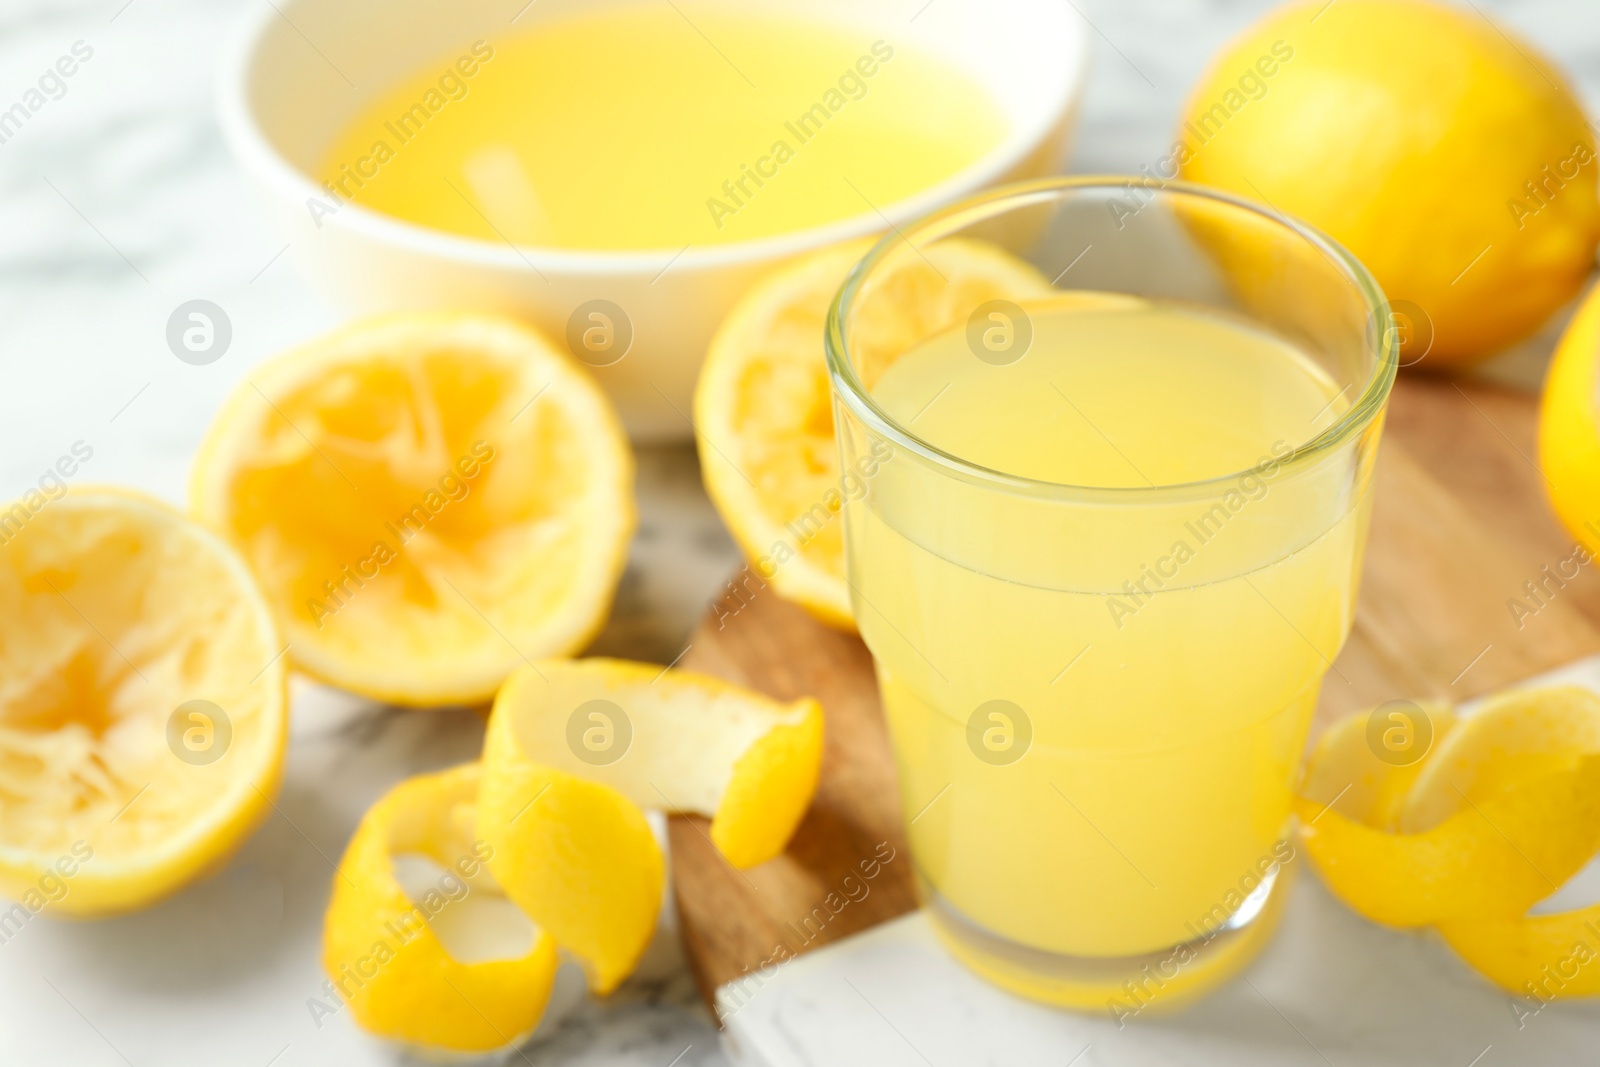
[191,312,635,708]
[693,236,1053,630]
[0,488,288,915]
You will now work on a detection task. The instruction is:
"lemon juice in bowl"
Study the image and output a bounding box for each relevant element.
[827,180,1397,1010]
[320,5,1004,249]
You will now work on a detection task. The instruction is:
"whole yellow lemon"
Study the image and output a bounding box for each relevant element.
[1177,0,1599,367]
[1540,278,1600,551]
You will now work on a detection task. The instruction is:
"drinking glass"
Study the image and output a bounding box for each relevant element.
[824,178,1397,1012]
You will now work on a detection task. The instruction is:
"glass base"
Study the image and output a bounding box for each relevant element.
[922,858,1294,1017]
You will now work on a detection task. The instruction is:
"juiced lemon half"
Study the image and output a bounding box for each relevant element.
[0,488,287,914]
[191,313,634,707]
[693,236,1052,629]
[477,657,824,992]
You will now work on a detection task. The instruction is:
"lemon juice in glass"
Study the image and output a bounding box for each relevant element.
[825,179,1397,1010]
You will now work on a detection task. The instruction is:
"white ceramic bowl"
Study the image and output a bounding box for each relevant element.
[217,0,1088,440]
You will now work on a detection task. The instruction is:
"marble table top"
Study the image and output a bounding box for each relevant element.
[1,0,1596,1064]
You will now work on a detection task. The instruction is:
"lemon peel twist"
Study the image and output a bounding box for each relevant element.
[324,658,824,1050]
[321,763,560,1055]
[477,658,824,993]
[1298,686,1600,995]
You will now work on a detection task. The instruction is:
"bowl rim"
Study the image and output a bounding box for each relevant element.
[214,0,1091,277]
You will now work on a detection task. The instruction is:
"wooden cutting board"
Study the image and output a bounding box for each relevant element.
[668,372,1600,1009]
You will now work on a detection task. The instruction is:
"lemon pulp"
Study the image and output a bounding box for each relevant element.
[0,491,286,914]
[693,237,1053,629]
[190,314,635,708]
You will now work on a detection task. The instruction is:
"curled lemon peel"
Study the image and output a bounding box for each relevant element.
[322,763,560,1055]
[477,717,663,996]
[1403,686,1600,831]
[712,707,825,869]
[326,658,824,1050]
[476,658,823,993]
[1299,700,1459,830]
[1299,686,1600,996]
[1438,905,1600,998]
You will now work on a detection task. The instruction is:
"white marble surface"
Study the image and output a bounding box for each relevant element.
[1,0,1598,1064]
[722,890,1600,1067]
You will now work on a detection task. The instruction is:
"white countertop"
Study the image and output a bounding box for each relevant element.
[1,0,1597,1064]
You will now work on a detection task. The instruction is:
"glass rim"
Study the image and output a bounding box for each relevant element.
[823,176,1400,501]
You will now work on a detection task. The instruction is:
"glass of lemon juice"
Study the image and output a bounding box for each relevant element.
[826,178,1397,1012]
